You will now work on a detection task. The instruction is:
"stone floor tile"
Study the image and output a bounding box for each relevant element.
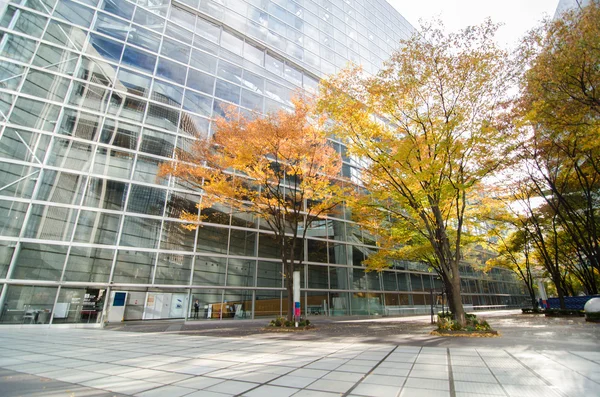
[363,374,406,387]
[321,371,364,382]
[352,383,402,397]
[134,385,196,397]
[173,375,225,389]
[270,374,316,388]
[453,381,505,395]
[404,377,449,391]
[400,387,450,397]
[452,372,497,383]
[204,380,258,395]
[372,367,410,377]
[306,378,356,393]
[289,368,330,378]
[503,384,564,397]
[242,384,299,397]
[292,390,341,397]
[336,364,373,374]
[408,370,449,380]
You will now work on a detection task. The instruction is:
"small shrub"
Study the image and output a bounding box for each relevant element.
[436,313,492,332]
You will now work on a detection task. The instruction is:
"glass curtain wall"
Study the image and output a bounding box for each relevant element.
[0,0,527,325]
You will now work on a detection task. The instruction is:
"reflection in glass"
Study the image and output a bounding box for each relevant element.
[113,249,156,284]
[0,285,57,324]
[154,253,192,284]
[12,243,67,281]
[193,256,226,285]
[73,210,121,245]
[24,204,77,241]
[63,247,113,282]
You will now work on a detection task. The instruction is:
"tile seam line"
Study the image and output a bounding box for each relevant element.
[502,350,569,397]
[341,344,400,397]
[447,347,456,397]
[519,349,600,387]
[474,349,510,397]
[231,338,365,397]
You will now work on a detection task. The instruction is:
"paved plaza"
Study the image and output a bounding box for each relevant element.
[0,324,599,397]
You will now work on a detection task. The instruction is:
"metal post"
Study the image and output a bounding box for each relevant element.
[430,288,434,324]
[293,270,300,327]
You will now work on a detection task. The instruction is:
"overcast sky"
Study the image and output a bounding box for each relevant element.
[389,0,560,49]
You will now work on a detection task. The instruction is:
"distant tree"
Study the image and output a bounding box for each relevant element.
[159,98,343,322]
[516,2,600,293]
[319,20,514,326]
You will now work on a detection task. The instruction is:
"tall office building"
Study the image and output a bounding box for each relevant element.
[0,0,526,325]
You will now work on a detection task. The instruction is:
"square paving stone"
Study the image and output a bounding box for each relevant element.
[452,372,497,383]
[322,371,364,382]
[352,383,402,397]
[290,368,330,378]
[503,384,563,397]
[453,381,505,395]
[243,385,299,397]
[134,385,196,397]
[173,376,225,389]
[270,375,316,388]
[400,387,450,397]
[363,374,406,387]
[292,390,341,397]
[307,379,356,393]
[405,377,449,391]
[372,367,410,377]
[205,380,258,395]
[408,370,449,380]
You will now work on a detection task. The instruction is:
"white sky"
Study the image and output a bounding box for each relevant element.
[389,0,560,49]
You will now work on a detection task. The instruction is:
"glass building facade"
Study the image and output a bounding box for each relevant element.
[0,0,526,326]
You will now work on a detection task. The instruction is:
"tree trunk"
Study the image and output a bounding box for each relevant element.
[447,273,466,326]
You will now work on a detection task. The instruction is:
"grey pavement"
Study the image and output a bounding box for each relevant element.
[0,325,599,397]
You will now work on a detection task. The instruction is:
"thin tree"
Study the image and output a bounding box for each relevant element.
[160,98,343,321]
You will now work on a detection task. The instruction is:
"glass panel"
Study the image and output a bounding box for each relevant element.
[102,0,134,19]
[88,33,123,62]
[132,155,167,185]
[165,191,199,219]
[152,79,183,106]
[307,239,327,263]
[146,103,179,132]
[410,274,423,291]
[94,11,129,41]
[59,110,103,142]
[257,234,281,259]
[120,216,161,249]
[43,20,86,51]
[329,266,348,290]
[223,289,252,319]
[257,261,282,288]
[122,46,157,74]
[127,24,161,52]
[54,0,94,27]
[189,289,222,319]
[154,253,192,285]
[0,60,24,90]
[161,37,190,64]
[108,94,146,122]
[0,242,15,278]
[9,98,59,132]
[23,204,77,241]
[127,185,166,216]
[156,57,186,85]
[140,128,175,157]
[69,81,111,112]
[189,49,217,74]
[1,6,48,38]
[254,290,280,317]
[73,210,121,245]
[226,258,255,288]
[116,68,151,98]
[83,178,128,210]
[0,34,36,63]
[47,138,93,172]
[186,68,215,94]
[0,285,57,324]
[160,221,195,251]
[0,128,50,164]
[193,256,226,285]
[99,119,140,150]
[11,243,67,281]
[113,249,156,284]
[53,287,106,324]
[196,224,228,254]
[35,170,86,205]
[308,265,328,289]
[0,200,28,237]
[183,89,212,116]
[63,247,113,282]
[228,229,256,257]
[215,79,240,104]
[21,70,69,101]
[92,147,134,179]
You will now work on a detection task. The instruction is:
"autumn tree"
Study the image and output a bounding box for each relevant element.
[319,21,513,326]
[159,98,343,322]
[516,2,600,294]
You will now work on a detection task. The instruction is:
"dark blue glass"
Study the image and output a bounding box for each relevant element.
[122,45,156,74]
[101,0,134,20]
[89,34,123,62]
[156,57,186,85]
